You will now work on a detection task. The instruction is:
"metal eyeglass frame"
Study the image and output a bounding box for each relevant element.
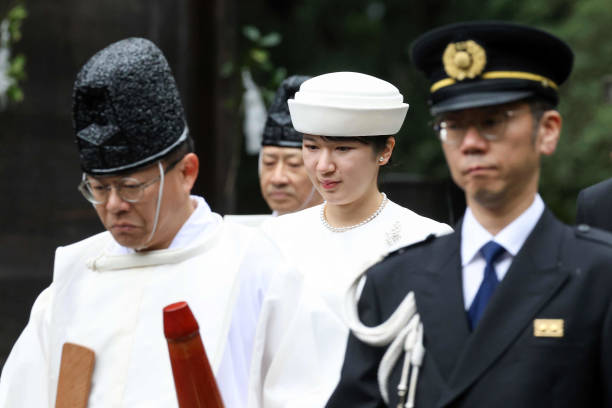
[433,107,529,147]
[77,156,182,205]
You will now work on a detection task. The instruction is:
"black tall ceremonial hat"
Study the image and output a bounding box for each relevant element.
[262,75,310,148]
[73,38,188,175]
[411,21,574,115]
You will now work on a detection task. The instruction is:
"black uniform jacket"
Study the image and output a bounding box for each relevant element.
[577,177,612,233]
[327,209,612,408]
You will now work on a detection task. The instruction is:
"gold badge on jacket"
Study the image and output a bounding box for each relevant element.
[533,319,564,337]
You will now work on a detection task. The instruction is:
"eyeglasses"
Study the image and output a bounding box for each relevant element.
[78,157,182,205]
[433,107,528,146]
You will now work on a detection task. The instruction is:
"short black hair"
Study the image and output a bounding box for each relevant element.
[525,97,555,122]
[162,136,194,165]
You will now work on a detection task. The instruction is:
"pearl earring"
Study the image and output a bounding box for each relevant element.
[378,157,384,162]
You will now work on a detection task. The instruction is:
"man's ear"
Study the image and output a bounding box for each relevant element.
[180,153,199,192]
[537,110,562,156]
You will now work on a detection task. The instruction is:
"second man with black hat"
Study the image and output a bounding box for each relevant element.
[259,75,323,216]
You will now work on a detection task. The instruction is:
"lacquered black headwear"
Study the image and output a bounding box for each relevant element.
[411,21,574,114]
[262,75,310,148]
[73,37,188,175]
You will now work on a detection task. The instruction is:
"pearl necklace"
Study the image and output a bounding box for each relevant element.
[320,193,388,233]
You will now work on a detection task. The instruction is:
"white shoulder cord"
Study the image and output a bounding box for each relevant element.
[345,270,425,407]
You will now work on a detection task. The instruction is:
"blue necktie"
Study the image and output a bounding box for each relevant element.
[468,241,506,330]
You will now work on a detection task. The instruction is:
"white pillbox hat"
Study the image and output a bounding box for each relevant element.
[288,72,409,137]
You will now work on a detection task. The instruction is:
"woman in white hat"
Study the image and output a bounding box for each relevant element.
[248,72,452,407]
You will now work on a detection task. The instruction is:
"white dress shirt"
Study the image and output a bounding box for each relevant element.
[461,194,545,309]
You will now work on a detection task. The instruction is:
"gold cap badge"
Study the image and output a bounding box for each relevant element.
[533,319,564,338]
[442,40,487,81]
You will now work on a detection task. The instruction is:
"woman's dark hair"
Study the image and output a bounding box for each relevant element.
[318,135,391,155]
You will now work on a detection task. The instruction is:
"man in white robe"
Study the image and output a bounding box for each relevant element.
[0,37,293,408]
[226,76,322,227]
[257,75,322,217]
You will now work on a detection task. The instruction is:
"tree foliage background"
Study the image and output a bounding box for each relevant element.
[230,0,611,222]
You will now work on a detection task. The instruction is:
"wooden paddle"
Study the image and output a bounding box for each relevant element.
[54,342,95,408]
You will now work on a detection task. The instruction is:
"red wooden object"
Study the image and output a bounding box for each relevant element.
[163,301,225,408]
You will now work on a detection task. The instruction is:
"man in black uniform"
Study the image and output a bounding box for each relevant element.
[327,21,612,408]
[576,177,612,232]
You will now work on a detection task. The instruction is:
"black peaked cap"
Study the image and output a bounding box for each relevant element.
[411,21,574,114]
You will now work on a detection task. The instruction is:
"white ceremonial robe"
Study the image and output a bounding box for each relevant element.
[248,199,453,408]
[224,214,273,227]
[0,196,290,408]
